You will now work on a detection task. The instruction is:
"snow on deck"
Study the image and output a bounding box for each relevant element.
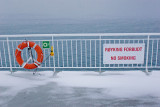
[0,71,160,106]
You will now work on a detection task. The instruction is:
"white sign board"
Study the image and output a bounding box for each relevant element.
[103,44,145,64]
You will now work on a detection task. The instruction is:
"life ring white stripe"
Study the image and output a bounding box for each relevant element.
[33,44,37,49]
[27,41,30,48]
[34,60,41,65]
[17,47,22,51]
[22,62,27,68]
[34,62,39,67]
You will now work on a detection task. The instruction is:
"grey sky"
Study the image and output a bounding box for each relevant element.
[0,0,160,19]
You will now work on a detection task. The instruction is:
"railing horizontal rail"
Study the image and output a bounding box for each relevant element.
[0,33,160,37]
[1,39,160,42]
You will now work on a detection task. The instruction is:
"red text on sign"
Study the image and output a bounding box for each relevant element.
[118,56,136,60]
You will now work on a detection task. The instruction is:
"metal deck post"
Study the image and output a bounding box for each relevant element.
[145,35,150,73]
[99,35,102,74]
[7,37,13,72]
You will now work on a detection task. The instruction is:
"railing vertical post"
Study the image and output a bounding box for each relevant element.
[7,37,13,72]
[62,40,64,67]
[155,40,159,66]
[95,40,96,67]
[146,35,150,73]
[76,40,78,67]
[52,36,55,73]
[71,40,73,67]
[90,40,91,67]
[99,35,102,73]
[66,40,68,67]
[85,40,87,67]
[57,40,59,67]
[81,40,82,67]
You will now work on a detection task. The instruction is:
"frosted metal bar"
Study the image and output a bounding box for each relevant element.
[34,49,37,65]
[52,36,55,72]
[26,66,158,69]
[62,40,64,67]
[81,40,82,67]
[145,35,150,71]
[142,40,144,67]
[102,40,104,67]
[1,33,160,38]
[90,40,91,67]
[66,40,68,67]
[99,36,101,72]
[57,41,59,67]
[138,40,141,67]
[5,38,150,42]
[71,40,73,67]
[44,49,46,67]
[48,48,50,67]
[95,40,96,67]
[38,41,41,47]
[38,41,40,47]
[16,41,20,67]
[3,41,7,67]
[85,40,87,67]
[12,41,16,67]
[151,40,154,67]
[25,45,28,62]
[76,40,78,67]
[35,47,37,58]
[0,51,3,67]
[7,37,12,71]
[105,40,107,67]
[156,40,159,66]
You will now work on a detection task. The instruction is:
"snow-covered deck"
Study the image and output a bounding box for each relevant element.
[0,71,160,107]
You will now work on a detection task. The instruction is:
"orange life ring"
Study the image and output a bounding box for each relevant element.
[15,41,43,69]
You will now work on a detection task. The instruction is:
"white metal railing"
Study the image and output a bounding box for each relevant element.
[0,33,160,72]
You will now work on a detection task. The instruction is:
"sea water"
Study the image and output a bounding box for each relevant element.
[0,18,160,34]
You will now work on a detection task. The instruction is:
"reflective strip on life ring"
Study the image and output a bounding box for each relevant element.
[15,41,43,69]
[17,47,22,51]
